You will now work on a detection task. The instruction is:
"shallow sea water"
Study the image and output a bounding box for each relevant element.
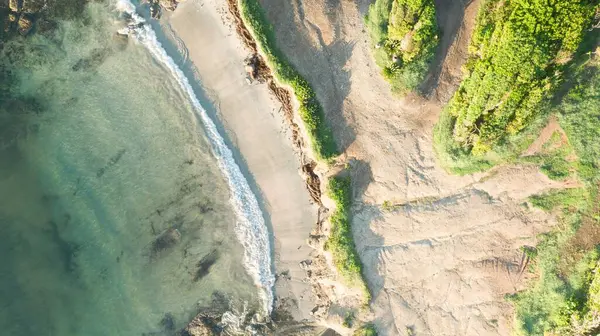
[0,3,261,335]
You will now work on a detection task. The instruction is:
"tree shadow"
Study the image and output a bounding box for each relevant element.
[421,0,475,101]
[551,26,600,106]
[268,0,357,153]
[346,159,388,302]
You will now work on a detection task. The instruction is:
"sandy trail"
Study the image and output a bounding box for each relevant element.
[255,0,567,334]
[165,0,319,321]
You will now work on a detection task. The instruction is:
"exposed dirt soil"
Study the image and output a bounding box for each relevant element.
[255,0,566,335]
[522,115,570,157]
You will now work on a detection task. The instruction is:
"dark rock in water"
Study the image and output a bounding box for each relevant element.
[193,249,218,282]
[160,313,176,331]
[72,48,110,72]
[37,18,58,36]
[17,14,33,36]
[151,227,181,256]
[96,148,126,177]
[210,292,230,311]
[150,2,161,19]
[4,12,18,32]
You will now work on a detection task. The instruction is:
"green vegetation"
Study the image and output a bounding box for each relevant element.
[529,189,589,213]
[520,140,577,181]
[353,323,378,336]
[325,175,370,301]
[343,311,356,328]
[238,0,338,162]
[365,0,439,94]
[511,59,600,335]
[434,0,598,173]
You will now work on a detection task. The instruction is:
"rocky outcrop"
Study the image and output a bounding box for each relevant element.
[181,314,218,336]
[9,0,20,12]
[17,14,33,35]
[159,0,178,11]
[148,0,186,19]
[150,1,160,19]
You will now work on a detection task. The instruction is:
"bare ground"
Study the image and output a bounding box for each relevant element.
[255,0,569,334]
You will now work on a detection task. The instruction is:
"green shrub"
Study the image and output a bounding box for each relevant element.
[325,175,371,301]
[529,189,589,212]
[353,323,378,336]
[434,0,597,158]
[238,0,339,162]
[540,156,571,180]
[365,0,439,94]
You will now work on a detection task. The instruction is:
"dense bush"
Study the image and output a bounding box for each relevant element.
[365,0,439,94]
[239,0,339,162]
[436,0,597,157]
[325,175,370,301]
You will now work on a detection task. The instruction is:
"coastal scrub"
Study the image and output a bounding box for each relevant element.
[325,175,370,301]
[237,0,339,162]
[434,0,598,173]
[365,0,439,94]
[510,58,600,335]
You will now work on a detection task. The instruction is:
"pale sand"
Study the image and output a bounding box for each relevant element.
[164,0,318,321]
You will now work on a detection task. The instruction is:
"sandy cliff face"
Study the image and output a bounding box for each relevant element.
[254,0,575,334]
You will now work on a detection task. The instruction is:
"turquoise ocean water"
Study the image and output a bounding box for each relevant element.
[0,2,270,334]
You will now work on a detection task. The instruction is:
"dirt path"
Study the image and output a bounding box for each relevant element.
[255,0,565,334]
[522,115,570,156]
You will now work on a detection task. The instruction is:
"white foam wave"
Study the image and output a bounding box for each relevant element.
[116,0,274,315]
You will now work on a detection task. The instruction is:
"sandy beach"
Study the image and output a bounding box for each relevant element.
[163,0,319,322]
[249,0,575,334]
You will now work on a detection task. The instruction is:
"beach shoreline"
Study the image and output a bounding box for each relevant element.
[162,0,321,323]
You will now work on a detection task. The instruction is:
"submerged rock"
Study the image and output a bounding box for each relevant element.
[21,0,44,14]
[3,12,18,33]
[150,227,181,257]
[193,249,219,282]
[17,14,34,36]
[72,48,110,72]
[8,12,18,23]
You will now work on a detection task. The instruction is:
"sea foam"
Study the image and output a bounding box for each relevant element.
[116,0,274,315]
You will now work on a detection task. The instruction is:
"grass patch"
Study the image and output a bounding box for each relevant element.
[237,0,339,162]
[520,145,577,181]
[325,175,371,301]
[433,0,597,162]
[364,0,439,94]
[529,188,589,213]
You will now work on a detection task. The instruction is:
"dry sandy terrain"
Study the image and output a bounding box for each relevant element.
[164,0,321,323]
[254,0,574,334]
